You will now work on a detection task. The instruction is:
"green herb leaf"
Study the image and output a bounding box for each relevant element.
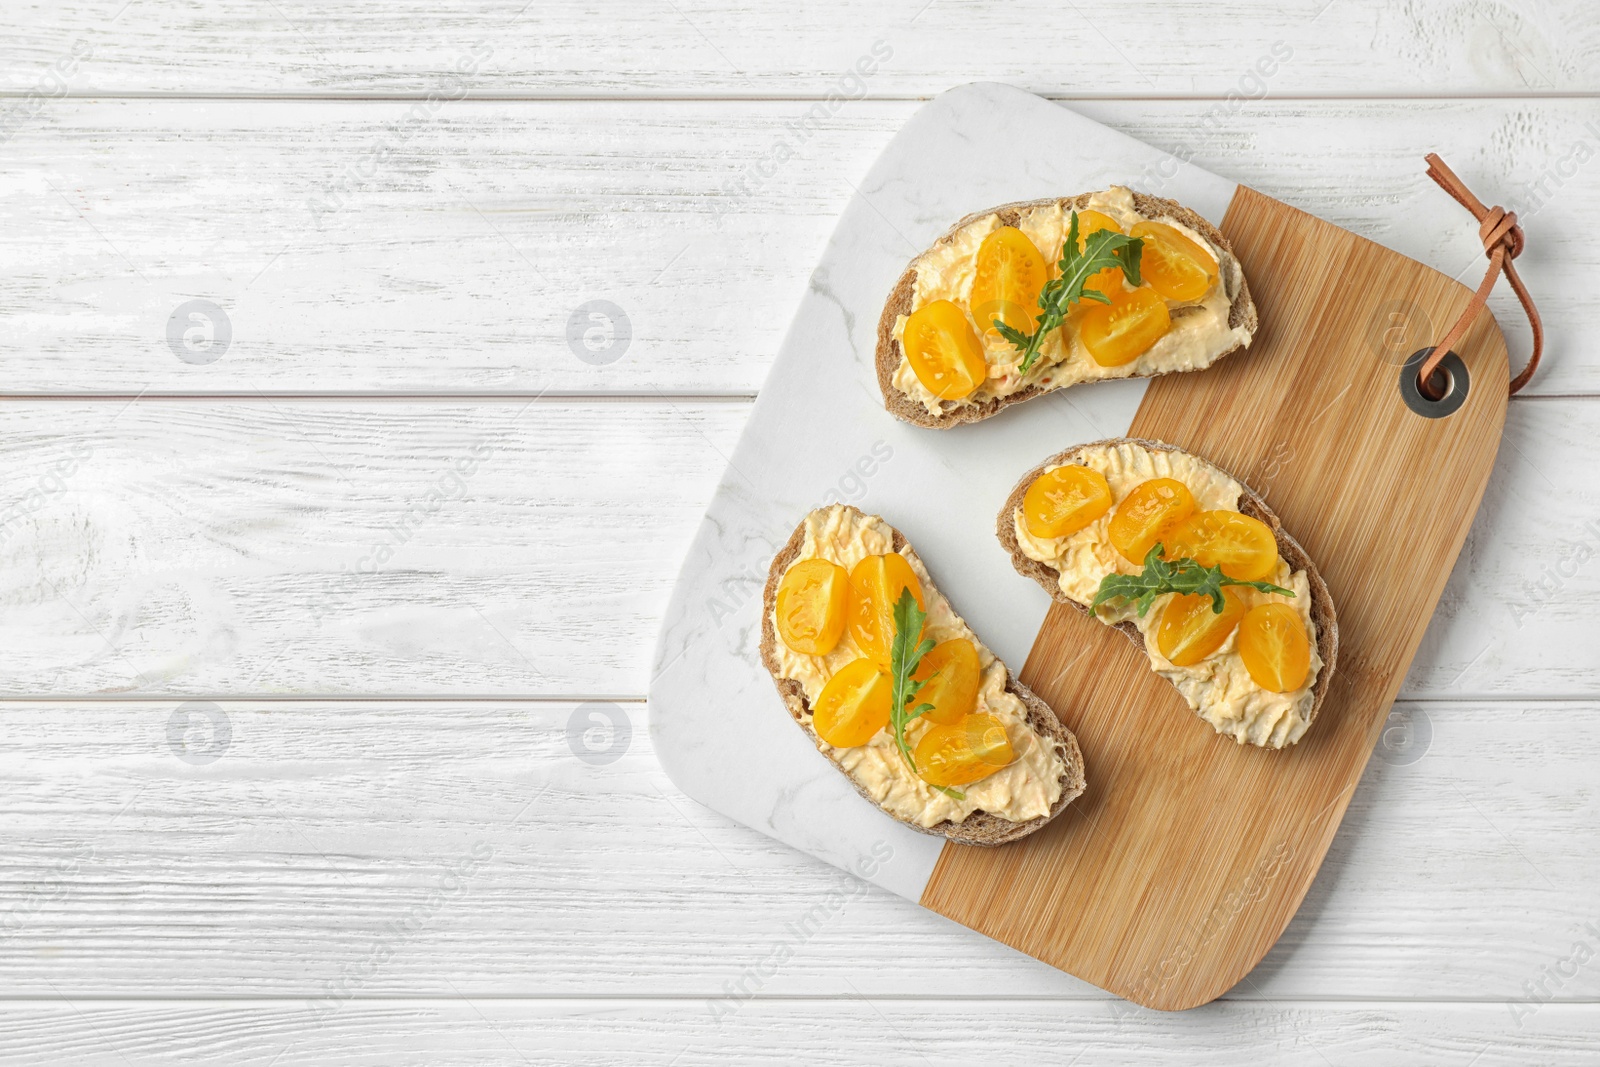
[1091,543,1295,618]
[887,587,937,773]
[999,212,1145,376]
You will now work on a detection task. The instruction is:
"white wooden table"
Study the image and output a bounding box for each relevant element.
[1,3,1596,1062]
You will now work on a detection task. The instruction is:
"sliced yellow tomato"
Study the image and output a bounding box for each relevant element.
[1073,209,1126,299]
[1237,603,1312,693]
[1164,510,1279,582]
[1023,464,1113,539]
[775,558,849,655]
[1156,587,1251,667]
[903,300,987,401]
[812,658,893,747]
[1107,478,1197,564]
[910,638,980,726]
[1079,286,1171,367]
[1130,220,1217,302]
[847,553,924,668]
[915,713,1014,788]
[969,226,1047,342]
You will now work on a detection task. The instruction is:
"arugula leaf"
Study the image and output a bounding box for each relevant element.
[887,588,937,773]
[885,589,969,801]
[996,212,1145,376]
[1091,543,1295,618]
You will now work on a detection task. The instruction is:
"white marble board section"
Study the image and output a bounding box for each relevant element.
[651,83,1240,903]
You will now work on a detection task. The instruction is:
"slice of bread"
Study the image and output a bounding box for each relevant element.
[760,506,1086,846]
[877,191,1257,428]
[996,438,1338,739]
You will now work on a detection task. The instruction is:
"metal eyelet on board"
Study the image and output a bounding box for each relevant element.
[1399,347,1469,418]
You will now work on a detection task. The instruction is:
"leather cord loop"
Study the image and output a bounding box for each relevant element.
[1421,153,1543,397]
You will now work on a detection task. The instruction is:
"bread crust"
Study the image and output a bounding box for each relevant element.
[877,191,1258,428]
[759,506,1087,846]
[995,438,1338,740]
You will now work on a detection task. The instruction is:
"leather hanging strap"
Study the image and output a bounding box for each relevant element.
[1420,153,1543,396]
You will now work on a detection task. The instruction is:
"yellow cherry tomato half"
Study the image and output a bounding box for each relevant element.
[1164,510,1280,582]
[969,226,1047,341]
[775,558,849,655]
[1156,587,1252,667]
[1079,286,1171,368]
[1130,220,1217,303]
[847,553,924,668]
[903,299,987,401]
[812,658,893,748]
[915,713,1014,788]
[910,638,981,726]
[1073,209,1126,299]
[1236,603,1312,693]
[1023,464,1113,539]
[1108,478,1197,564]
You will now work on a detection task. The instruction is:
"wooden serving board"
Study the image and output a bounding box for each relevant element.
[919,185,1508,1009]
[651,84,1508,1011]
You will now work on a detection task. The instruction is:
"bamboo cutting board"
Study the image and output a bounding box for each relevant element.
[652,84,1509,1012]
[918,185,1508,1009]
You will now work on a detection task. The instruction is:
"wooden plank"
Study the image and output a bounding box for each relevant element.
[1,0,1593,96]
[0,698,1591,999]
[0,99,1593,394]
[0,399,746,696]
[0,396,1591,697]
[1,1000,1597,1065]
[0,99,875,396]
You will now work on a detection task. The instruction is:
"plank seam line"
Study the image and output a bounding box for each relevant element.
[0,392,1578,403]
[6,92,1600,103]
[0,695,649,704]
[0,995,1592,1006]
[0,393,761,403]
[0,695,1578,705]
